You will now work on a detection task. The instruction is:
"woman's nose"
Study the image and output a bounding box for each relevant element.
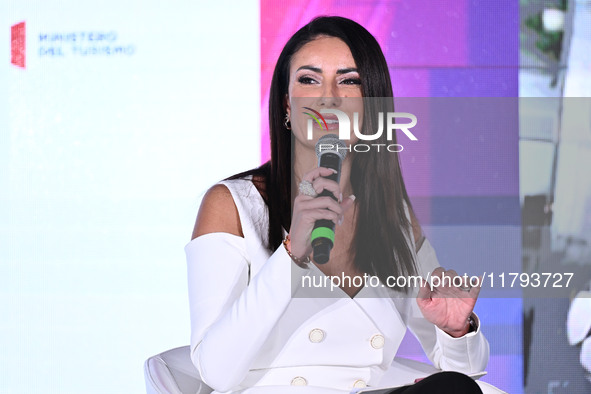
[319,82,342,107]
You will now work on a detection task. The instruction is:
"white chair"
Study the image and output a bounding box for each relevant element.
[144,346,506,393]
[567,290,591,380]
[144,346,212,394]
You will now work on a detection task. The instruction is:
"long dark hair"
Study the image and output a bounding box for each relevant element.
[230,16,418,284]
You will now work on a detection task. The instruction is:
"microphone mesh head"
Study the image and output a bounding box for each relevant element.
[315,134,347,161]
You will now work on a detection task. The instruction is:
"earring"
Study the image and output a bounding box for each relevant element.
[284,113,291,130]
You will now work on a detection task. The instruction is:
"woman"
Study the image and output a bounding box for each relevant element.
[186,16,489,393]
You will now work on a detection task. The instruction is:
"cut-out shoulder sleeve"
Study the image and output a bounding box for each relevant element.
[191,184,243,240]
[186,233,308,391]
[185,181,306,392]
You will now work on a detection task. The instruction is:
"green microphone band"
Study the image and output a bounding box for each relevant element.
[311,227,335,243]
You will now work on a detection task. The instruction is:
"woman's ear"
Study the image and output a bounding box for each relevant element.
[284,94,291,118]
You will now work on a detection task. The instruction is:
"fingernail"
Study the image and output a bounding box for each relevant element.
[338,215,343,226]
[330,168,338,174]
[339,193,343,203]
[349,195,356,201]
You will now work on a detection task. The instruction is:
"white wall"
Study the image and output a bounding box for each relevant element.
[0,1,260,392]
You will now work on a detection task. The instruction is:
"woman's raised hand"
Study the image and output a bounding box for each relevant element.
[288,167,356,261]
[417,268,481,337]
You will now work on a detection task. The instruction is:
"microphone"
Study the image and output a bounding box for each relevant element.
[312,134,348,264]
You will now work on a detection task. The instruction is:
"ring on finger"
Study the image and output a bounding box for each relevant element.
[298,180,317,197]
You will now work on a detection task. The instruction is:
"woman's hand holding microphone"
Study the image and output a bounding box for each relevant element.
[287,167,356,263]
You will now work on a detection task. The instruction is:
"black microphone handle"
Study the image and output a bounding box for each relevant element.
[312,152,342,264]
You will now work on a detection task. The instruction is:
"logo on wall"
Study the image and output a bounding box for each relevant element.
[9,20,136,65]
[11,21,26,69]
[38,30,136,57]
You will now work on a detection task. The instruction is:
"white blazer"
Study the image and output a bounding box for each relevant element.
[186,177,489,393]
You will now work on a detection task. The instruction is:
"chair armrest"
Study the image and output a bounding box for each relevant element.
[144,346,213,394]
[378,357,442,387]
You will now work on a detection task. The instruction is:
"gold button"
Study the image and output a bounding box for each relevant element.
[309,328,325,343]
[291,376,307,386]
[353,379,367,388]
[370,334,385,349]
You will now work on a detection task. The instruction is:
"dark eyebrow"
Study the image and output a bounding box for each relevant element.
[337,68,358,75]
[295,66,358,74]
[296,65,322,73]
